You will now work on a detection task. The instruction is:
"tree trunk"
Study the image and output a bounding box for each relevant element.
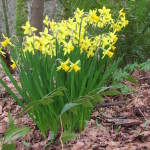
[28,0,32,22]
[50,0,59,21]
[2,0,10,37]
[31,0,44,35]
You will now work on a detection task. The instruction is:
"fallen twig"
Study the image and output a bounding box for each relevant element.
[97,101,126,108]
[138,108,147,120]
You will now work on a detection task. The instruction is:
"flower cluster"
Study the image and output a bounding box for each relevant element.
[57,59,81,72]
[0,34,16,70]
[21,7,128,73]
[0,34,14,48]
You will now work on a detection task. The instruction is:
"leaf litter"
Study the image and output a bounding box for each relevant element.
[0,63,150,149]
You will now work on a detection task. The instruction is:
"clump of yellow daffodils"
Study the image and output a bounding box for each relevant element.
[21,7,128,73]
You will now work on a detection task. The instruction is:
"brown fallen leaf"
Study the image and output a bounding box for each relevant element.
[140,131,150,137]
[72,141,85,150]
[31,141,47,149]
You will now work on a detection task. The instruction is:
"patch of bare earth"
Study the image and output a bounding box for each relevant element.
[0,63,150,150]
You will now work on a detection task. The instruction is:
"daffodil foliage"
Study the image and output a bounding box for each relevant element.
[0,7,128,138]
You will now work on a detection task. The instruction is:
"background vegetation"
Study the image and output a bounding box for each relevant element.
[1,0,150,64]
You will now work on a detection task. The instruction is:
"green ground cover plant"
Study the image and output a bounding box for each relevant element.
[0,113,29,150]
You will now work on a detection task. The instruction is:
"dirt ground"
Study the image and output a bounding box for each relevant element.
[0,64,150,150]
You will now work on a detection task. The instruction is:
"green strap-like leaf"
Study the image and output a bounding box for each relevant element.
[8,112,14,129]
[0,56,28,102]
[0,78,24,107]
[100,90,120,96]
[19,97,54,117]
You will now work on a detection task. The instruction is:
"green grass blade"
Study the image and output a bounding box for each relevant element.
[0,78,24,107]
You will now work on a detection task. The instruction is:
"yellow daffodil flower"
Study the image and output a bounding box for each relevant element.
[0,47,5,56]
[110,45,116,51]
[50,19,56,30]
[120,17,129,27]
[22,21,37,35]
[10,59,16,70]
[57,58,70,72]
[23,36,34,53]
[1,34,14,47]
[88,10,99,24]
[109,32,117,43]
[40,27,53,41]
[119,9,126,17]
[102,36,110,48]
[87,50,94,58]
[98,6,110,16]
[43,15,49,26]
[75,8,84,19]
[69,60,81,73]
[102,48,114,59]
[80,36,91,52]
[63,41,74,55]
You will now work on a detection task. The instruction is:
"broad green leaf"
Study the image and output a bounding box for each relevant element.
[92,94,104,103]
[8,112,14,129]
[4,126,29,144]
[61,130,77,143]
[51,90,64,97]
[81,98,93,107]
[2,144,15,150]
[101,90,120,96]
[60,103,80,116]
[51,87,67,97]
[125,75,137,84]
[20,97,54,117]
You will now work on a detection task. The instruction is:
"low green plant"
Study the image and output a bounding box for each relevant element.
[0,112,29,150]
[113,64,138,94]
[115,125,121,132]
[0,7,128,141]
[139,59,150,71]
[113,59,150,95]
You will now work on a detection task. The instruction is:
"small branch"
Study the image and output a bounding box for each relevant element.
[139,76,149,80]
[138,108,147,121]
[59,116,64,150]
[97,101,126,108]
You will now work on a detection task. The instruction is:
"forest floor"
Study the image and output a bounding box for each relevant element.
[0,63,150,150]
